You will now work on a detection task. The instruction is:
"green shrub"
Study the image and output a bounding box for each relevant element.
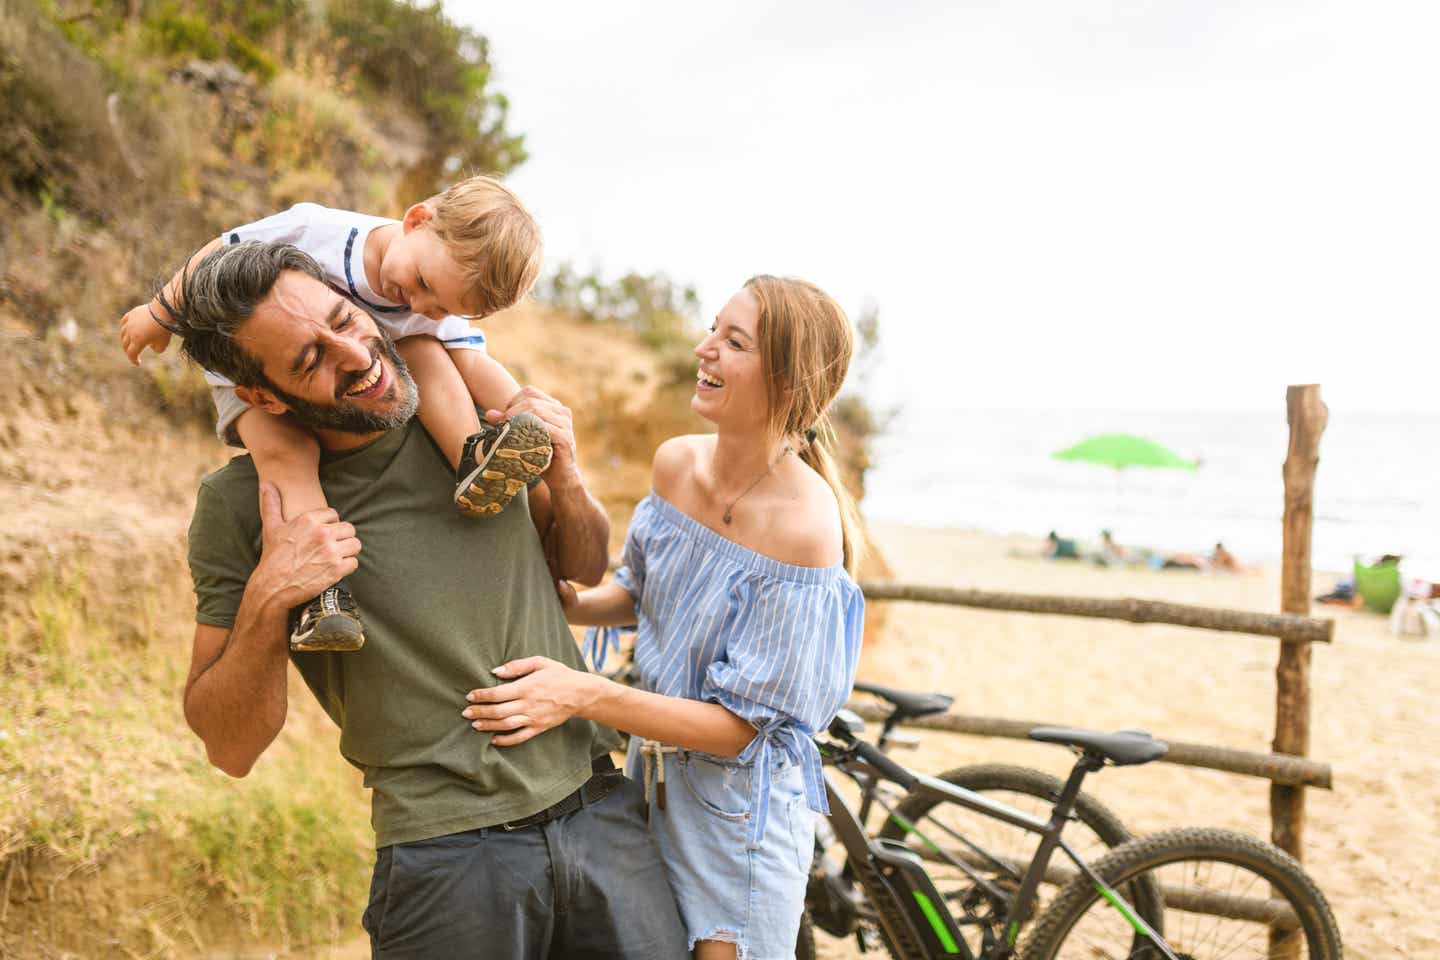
[146,7,223,60]
[0,4,118,209]
[184,772,370,942]
[224,30,277,81]
[326,0,527,188]
[141,1,285,81]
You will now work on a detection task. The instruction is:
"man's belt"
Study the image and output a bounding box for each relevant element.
[497,755,620,832]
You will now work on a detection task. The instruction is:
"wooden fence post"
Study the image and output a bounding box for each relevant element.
[1272,385,1327,863]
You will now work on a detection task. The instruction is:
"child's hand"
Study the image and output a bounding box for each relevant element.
[119,303,172,365]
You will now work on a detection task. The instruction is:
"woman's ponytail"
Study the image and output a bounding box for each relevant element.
[799,418,867,578]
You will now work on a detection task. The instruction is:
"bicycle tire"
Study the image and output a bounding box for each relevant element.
[1023,827,1343,960]
[872,764,1160,955]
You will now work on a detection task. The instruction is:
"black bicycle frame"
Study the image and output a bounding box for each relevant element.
[823,741,1178,960]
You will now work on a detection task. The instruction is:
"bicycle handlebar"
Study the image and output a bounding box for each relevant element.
[851,738,920,793]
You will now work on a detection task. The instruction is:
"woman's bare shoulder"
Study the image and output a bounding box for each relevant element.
[651,434,711,499]
[764,473,843,568]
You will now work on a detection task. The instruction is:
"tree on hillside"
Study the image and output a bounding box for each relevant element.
[32,0,526,198]
[326,0,527,192]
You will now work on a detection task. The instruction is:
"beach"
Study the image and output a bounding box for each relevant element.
[815,523,1439,959]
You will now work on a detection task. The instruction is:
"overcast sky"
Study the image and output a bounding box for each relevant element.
[446,1,1438,415]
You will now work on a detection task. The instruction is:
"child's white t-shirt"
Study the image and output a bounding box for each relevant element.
[204,203,486,388]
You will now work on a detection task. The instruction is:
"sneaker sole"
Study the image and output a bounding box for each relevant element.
[290,614,366,652]
[455,412,553,518]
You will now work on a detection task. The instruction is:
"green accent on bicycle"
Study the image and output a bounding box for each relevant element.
[1095,883,1147,934]
[1007,920,1019,946]
[888,811,945,856]
[912,891,961,954]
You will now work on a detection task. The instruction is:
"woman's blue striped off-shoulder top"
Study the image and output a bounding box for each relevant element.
[586,491,864,848]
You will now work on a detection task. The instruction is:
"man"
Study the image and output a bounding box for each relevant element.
[176,241,686,957]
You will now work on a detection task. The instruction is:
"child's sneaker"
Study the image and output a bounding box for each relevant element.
[290,584,365,652]
[454,412,553,518]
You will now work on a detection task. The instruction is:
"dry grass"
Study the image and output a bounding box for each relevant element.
[0,551,372,956]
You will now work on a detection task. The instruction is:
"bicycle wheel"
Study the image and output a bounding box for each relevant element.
[1023,827,1343,960]
[874,765,1158,954]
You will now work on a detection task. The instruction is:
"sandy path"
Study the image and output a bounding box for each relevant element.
[813,524,1438,959]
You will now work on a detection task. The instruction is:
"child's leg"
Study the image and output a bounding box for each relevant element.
[404,339,550,518]
[396,336,482,471]
[234,407,327,520]
[447,347,522,417]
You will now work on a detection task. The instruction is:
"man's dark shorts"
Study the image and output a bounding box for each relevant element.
[362,770,686,958]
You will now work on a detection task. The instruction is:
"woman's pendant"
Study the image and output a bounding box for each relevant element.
[722,507,734,525]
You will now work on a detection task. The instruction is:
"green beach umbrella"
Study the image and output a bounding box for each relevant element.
[1052,433,1198,471]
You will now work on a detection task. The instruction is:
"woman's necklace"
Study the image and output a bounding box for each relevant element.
[718,444,792,525]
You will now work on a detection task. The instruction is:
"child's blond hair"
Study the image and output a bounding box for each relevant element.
[427,175,543,318]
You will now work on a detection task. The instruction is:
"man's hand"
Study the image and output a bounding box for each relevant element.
[486,386,581,491]
[493,386,609,585]
[119,302,173,365]
[251,483,361,612]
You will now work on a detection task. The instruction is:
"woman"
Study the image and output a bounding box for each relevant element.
[463,275,866,959]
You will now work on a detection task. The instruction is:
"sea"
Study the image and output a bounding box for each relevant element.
[861,408,1440,582]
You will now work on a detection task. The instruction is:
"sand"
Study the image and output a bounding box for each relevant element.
[813,524,1439,959]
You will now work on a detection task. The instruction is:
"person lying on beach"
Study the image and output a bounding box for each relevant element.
[118,176,546,652]
[1210,541,1243,573]
[1093,529,1129,566]
[1158,542,1251,574]
[1046,530,1081,560]
[462,275,866,960]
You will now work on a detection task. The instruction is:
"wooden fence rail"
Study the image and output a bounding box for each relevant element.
[843,701,1333,789]
[854,582,1334,645]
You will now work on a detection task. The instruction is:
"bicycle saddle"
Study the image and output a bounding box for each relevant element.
[853,681,954,720]
[1027,726,1168,766]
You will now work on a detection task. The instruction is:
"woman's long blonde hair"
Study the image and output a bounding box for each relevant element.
[745,275,867,577]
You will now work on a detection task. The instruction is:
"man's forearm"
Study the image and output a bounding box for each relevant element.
[544,473,610,585]
[184,582,292,777]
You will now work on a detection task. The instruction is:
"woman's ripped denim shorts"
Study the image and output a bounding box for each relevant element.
[625,736,817,960]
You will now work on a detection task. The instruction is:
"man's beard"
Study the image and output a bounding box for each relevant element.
[270,331,419,434]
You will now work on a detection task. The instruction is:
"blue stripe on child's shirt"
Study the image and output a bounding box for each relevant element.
[440,333,487,349]
[342,227,408,314]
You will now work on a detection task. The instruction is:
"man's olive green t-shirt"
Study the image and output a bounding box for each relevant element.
[187,419,618,847]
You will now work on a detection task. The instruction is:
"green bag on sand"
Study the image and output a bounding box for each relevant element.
[1354,556,1402,614]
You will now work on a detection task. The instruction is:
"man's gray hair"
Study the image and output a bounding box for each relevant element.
[155,241,327,388]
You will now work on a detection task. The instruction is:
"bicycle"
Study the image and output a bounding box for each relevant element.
[803,682,1151,958]
[811,707,1343,959]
